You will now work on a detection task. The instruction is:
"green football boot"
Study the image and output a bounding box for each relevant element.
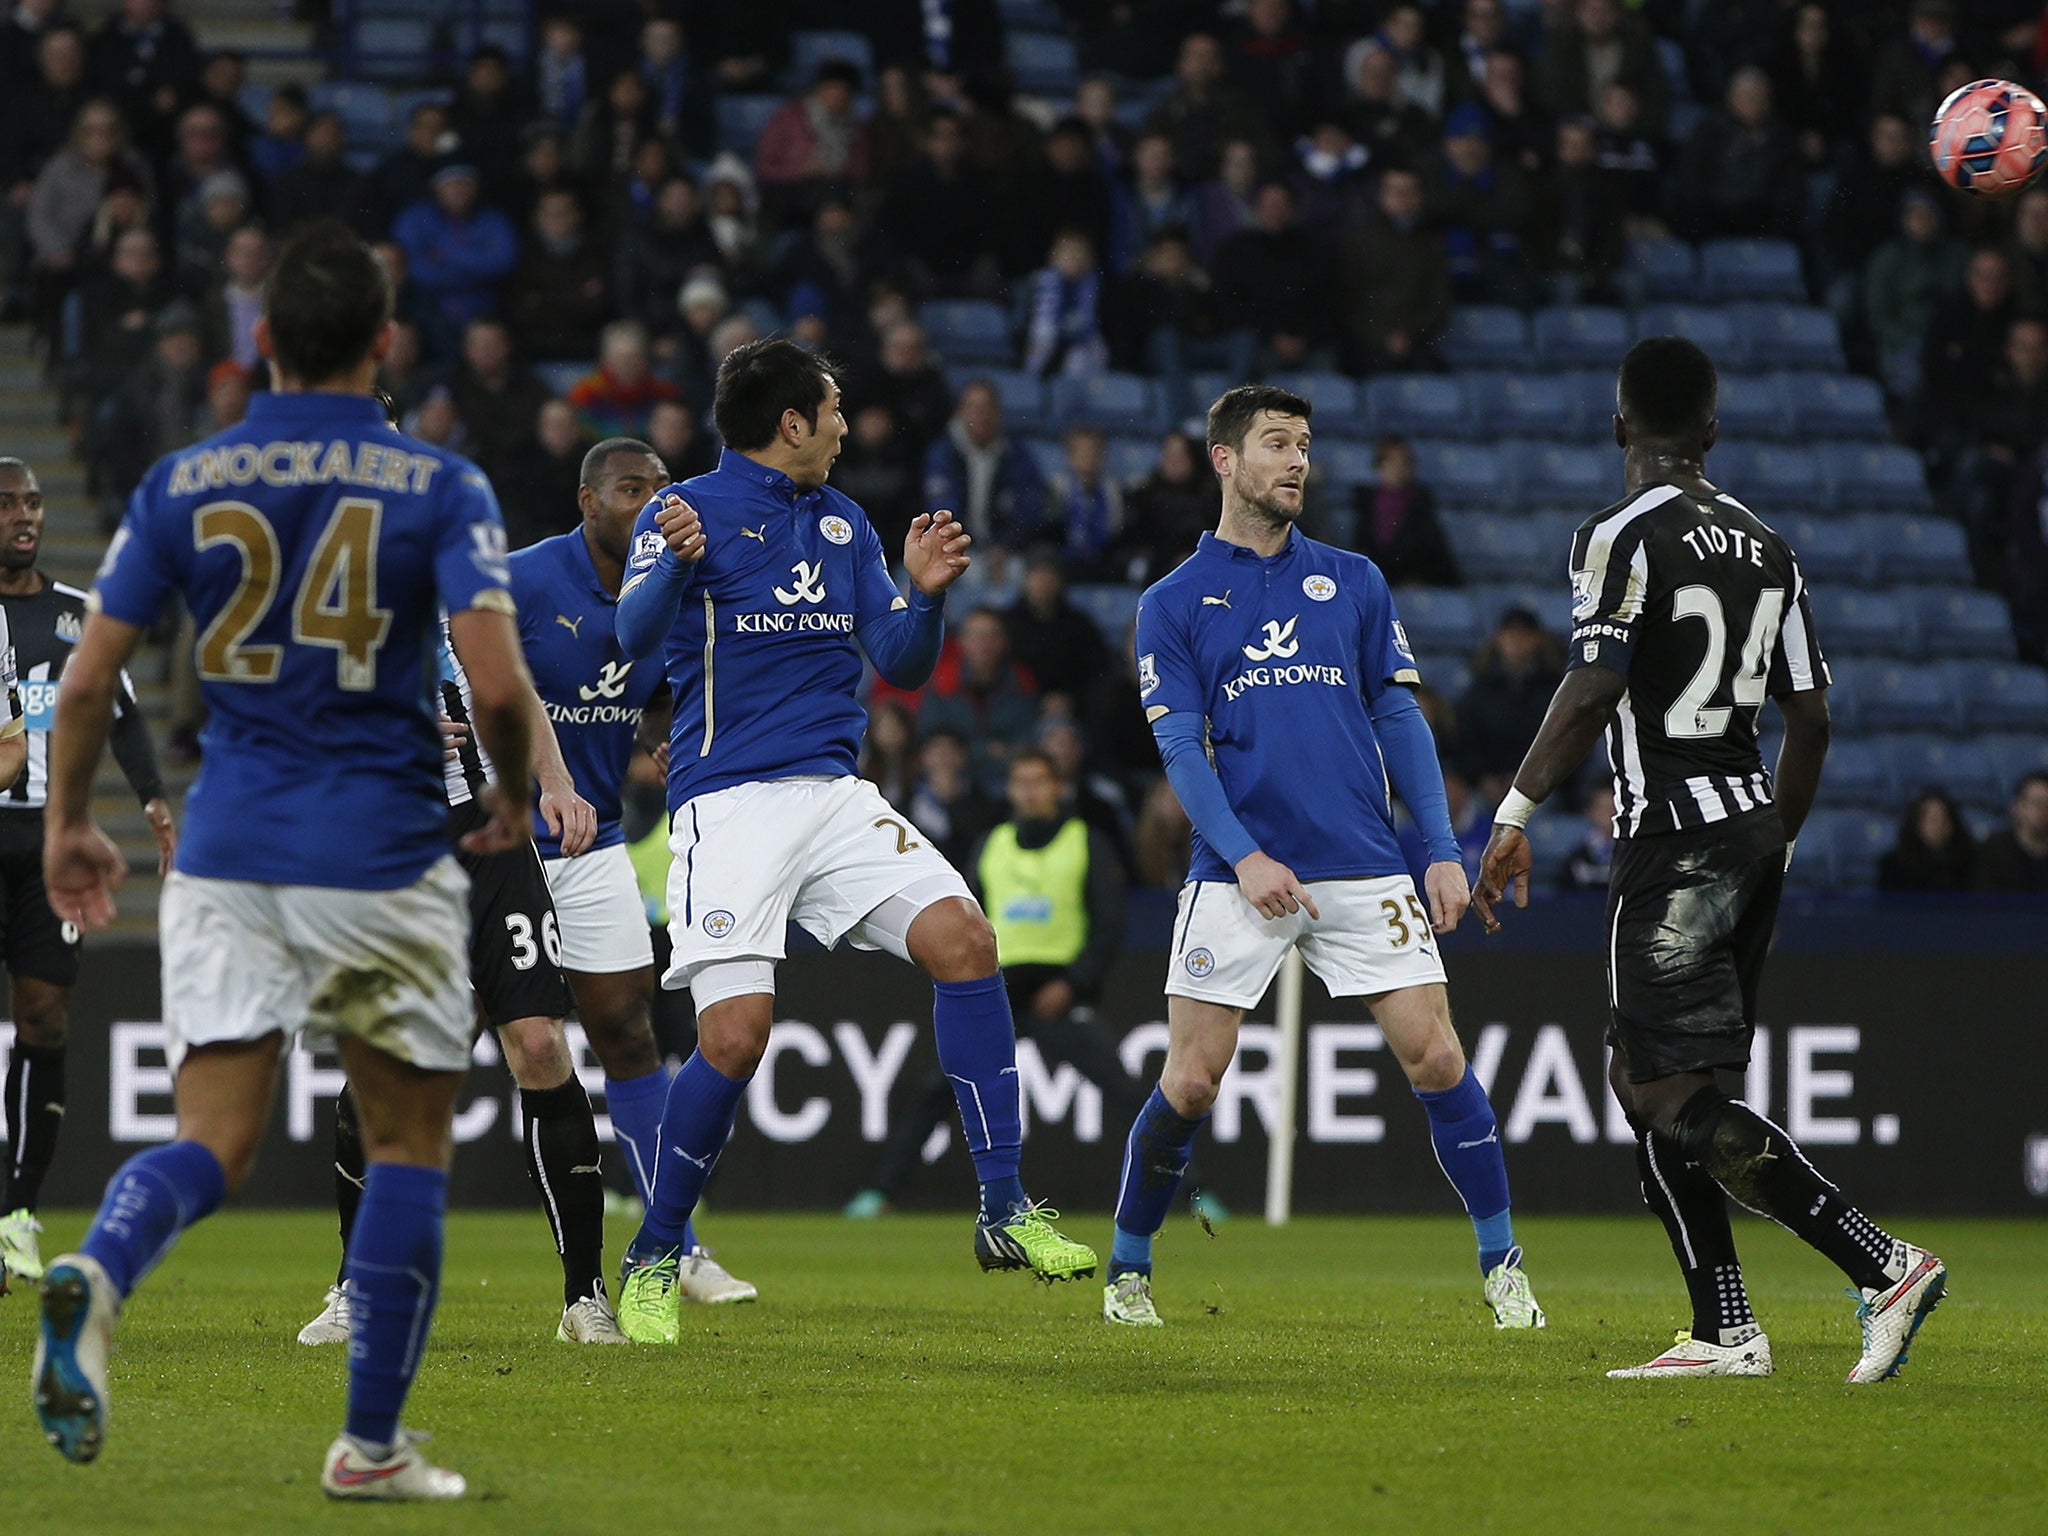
[974,1201,1097,1282]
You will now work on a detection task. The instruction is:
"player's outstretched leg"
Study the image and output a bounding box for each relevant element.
[36,1140,226,1461]
[1659,1083,1944,1383]
[1103,1088,1203,1327]
[1,1008,69,1282]
[299,1087,367,1345]
[617,986,764,1343]
[1377,985,1542,1327]
[913,904,1094,1281]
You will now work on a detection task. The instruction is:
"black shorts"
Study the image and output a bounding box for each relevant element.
[1604,808,1786,1084]
[449,799,572,1028]
[0,825,81,987]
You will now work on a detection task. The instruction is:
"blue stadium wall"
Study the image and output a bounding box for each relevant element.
[13,899,2047,1216]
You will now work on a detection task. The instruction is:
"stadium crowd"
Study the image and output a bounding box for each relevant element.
[0,0,2045,893]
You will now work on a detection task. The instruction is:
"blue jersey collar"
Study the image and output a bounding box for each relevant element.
[715,446,822,507]
[244,390,388,425]
[563,525,615,604]
[1197,527,1301,565]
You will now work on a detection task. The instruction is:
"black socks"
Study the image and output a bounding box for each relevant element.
[2,1042,65,1213]
[520,1078,607,1307]
[1633,1127,1758,1345]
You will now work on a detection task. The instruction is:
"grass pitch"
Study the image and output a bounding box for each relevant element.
[3,1210,2042,1535]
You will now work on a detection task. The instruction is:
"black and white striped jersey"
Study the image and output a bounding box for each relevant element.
[1566,481,1828,839]
[0,579,161,823]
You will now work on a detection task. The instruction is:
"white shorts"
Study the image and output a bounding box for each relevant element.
[1166,873,1448,1011]
[663,775,972,998]
[542,843,655,975]
[159,857,473,1074]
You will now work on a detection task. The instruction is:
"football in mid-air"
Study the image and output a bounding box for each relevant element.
[1930,78,2048,198]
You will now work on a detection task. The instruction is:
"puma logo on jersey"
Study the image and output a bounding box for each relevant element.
[1202,591,1232,608]
[740,523,768,543]
[555,613,583,638]
[774,560,827,605]
[1241,616,1300,661]
[578,659,634,701]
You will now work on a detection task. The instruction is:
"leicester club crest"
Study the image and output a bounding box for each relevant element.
[1302,573,1337,602]
[819,514,853,545]
[703,910,736,939]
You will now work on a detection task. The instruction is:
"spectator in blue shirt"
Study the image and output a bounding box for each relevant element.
[390,162,519,358]
[1022,227,1111,378]
[923,379,1045,581]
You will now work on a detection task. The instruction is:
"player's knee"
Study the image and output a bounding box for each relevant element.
[497,1016,572,1087]
[1161,1061,1222,1116]
[1405,1035,1467,1094]
[581,1006,659,1077]
[916,901,998,982]
[12,997,67,1048]
[696,994,773,1078]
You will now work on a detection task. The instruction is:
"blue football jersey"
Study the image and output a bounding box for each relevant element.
[511,529,662,856]
[93,391,512,890]
[618,449,940,810]
[1136,530,1421,884]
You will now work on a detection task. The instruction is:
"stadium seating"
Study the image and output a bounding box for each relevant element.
[1823,739,1891,806]
[1712,373,1789,442]
[1511,442,1610,507]
[1635,304,1744,368]
[1363,375,1466,438]
[919,300,1013,367]
[1782,514,1868,585]
[1439,513,1551,582]
[1532,306,1631,368]
[1394,588,1482,652]
[787,30,874,85]
[944,368,1048,432]
[1984,733,2048,794]
[1438,306,1531,368]
[1627,238,1698,301]
[1700,238,1807,302]
[1730,303,1846,370]
[1050,373,1164,434]
[1866,514,1973,585]
[1068,583,1140,640]
[1821,443,1933,512]
[1784,372,1890,440]
[1810,588,1911,656]
[715,95,784,156]
[1268,372,1363,433]
[1411,442,1510,507]
[1005,31,1080,93]
[1913,588,2016,656]
[1466,372,1576,438]
[1840,660,1954,732]
[1312,439,1378,493]
[1950,660,2048,731]
[1876,734,2007,809]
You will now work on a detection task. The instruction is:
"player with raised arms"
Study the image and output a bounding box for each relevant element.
[1474,336,1945,1381]
[1106,384,1543,1329]
[31,219,532,1497]
[610,338,1095,1341]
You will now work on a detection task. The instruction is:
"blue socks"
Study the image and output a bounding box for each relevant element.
[1109,1088,1205,1278]
[79,1140,225,1295]
[628,1050,745,1262]
[343,1162,447,1453]
[603,1066,670,1207]
[1415,1066,1516,1272]
[933,974,1026,1222]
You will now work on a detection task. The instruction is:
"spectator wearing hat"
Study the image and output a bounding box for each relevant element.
[1455,605,1564,804]
[567,318,678,437]
[670,272,731,405]
[503,187,611,361]
[1351,435,1460,587]
[756,57,869,223]
[390,161,519,358]
[1424,101,1536,305]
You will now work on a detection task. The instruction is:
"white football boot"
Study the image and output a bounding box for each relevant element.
[297,1281,353,1345]
[1102,1272,1164,1327]
[678,1245,757,1304]
[1846,1244,1947,1384]
[321,1431,467,1501]
[1607,1326,1773,1378]
[557,1289,631,1343]
[33,1253,120,1462]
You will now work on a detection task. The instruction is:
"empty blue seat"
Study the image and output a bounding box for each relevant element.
[309,81,395,140]
[1783,372,1889,440]
[1470,583,1575,637]
[1866,514,1971,585]
[1524,817,1586,877]
[1628,237,1698,300]
[1847,661,1955,732]
[1022,436,1065,483]
[1313,439,1378,492]
[1395,588,1482,653]
[1810,588,1910,655]
[1412,441,1510,507]
[1710,443,1827,510]
[1532,306,1630,368]
[1820,443,1931,512]
[788,29,874,86]
[1267,372,1363,433]
[1635,304,1745,368]
[1712,373,1790,442]
[1440,513,1549,581]
[1701,238,1806,301]
[1829,810,1896,890]
[1439,305,1531,368]
[1781,513,1869,585]
[1467,372,1576,438]
[1947,659,2048,731]
[1876,734,2007,807]
[716,94,784,155]
[1912,587,2014,657]
[944,367,1046,431]
[1183,371,1236,417]
[1783,810,1846,888]
[354,18,433,78]
[1050,373,1163,433]
[1005,31,1080,92]
[1364,374,1469,438]
[1512,441,1610,507]
[1821,739,1891,807]
[1068,583,1140,639]
[919,299,1014,366]
[1559,369,1622,438]
[1731,304,1844,370]
[1414,650,1472,695]
[1103,435,1158,485]
[1983,733,2048,796]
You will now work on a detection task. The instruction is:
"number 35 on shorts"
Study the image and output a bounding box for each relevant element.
[505,910,561,970]
[1380,893,1430,947]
